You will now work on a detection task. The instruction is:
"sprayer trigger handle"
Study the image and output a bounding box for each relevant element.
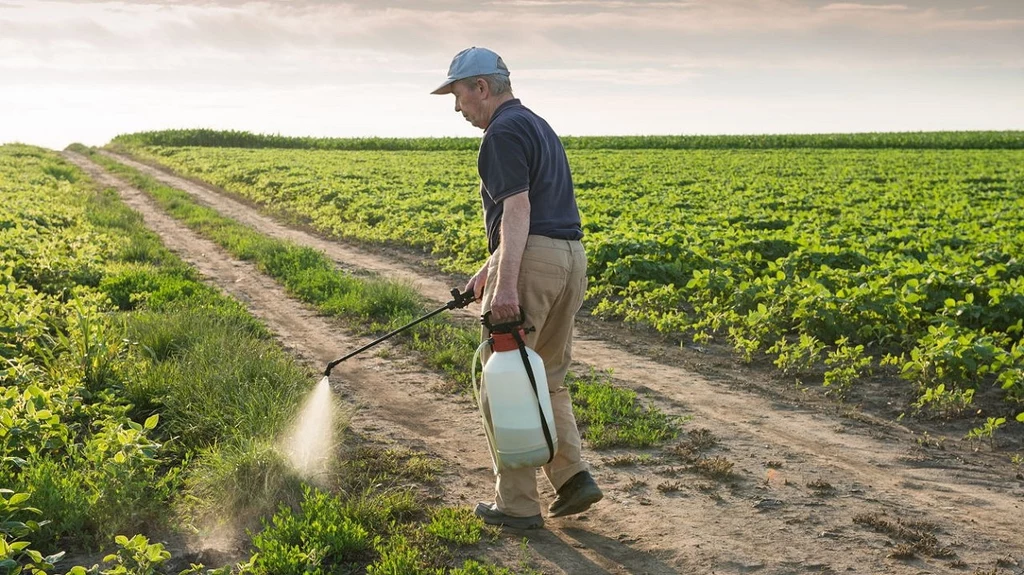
[449,288,476,309]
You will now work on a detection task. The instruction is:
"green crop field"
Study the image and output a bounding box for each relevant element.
[5,131,1023,572]
[116,133,1024,423]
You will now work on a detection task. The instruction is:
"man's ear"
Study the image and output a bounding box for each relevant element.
[475,77,489,96]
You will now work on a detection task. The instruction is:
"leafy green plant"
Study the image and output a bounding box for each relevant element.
[0,383,73,466]
[769,333,826,376]
[65,534,171,575]
[823,338,872,397]
[100,534,171,575]
[246,487,372,575]
[365,534,427,575]
[1010,453,1023,467]
[47,296,127,394]
[18,413,178,548]
[176,564,233,575]
[901,323,1011,389]
[0,490,64,575]
[914,383,976,417]
[965,417,1007,447]
[425,508,482,546]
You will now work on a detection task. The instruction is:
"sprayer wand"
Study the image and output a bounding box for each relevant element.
[323,287,476,377]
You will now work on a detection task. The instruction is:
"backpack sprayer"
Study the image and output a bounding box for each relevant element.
[323,288,557,474]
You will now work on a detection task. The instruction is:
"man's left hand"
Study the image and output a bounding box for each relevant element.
[488,282,520,325]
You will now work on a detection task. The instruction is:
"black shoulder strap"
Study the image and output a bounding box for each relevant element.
[512,329,555,465]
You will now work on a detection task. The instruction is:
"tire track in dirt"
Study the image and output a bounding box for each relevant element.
[83,150,1024,574]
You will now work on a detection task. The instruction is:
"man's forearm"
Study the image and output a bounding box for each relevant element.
[491,192,531,319]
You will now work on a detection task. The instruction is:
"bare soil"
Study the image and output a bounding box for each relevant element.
[65,150,1024,575]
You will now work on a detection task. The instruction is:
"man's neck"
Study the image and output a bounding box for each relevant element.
[484,94,516,126]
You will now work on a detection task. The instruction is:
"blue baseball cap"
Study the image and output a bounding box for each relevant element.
[431,47,510,95]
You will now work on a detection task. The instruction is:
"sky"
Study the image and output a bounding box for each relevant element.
[1,0,1022,149]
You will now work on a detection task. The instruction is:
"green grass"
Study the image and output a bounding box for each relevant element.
[568,371,682,449]
[125,306,311,447]
[184,437,308,531]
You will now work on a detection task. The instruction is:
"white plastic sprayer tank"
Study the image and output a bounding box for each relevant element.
[473,328,558,473]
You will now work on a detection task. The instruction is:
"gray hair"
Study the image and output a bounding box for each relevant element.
[459,74,512,96]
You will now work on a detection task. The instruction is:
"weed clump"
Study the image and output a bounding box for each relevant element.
[852,512,956,559]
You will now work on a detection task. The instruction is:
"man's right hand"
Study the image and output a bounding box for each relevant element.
[465,261,489,301]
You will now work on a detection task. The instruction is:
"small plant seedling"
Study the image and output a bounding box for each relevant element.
[887,543,916,560]
[915,432,946,450]
[657,481,685,494]
[607,454,639,467]
[852,513,956,559]
[694,456,734,480]
[965,416,1006,448]
[806,479,836,495]
[658,466,684,478]
[624,477,648,492]
[686,428,718,452]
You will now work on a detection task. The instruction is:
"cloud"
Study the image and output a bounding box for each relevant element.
[821,3,909,11]
[2,0,1023,148]
[1,0,1022,85]
[926,17,1024,30]
[518,66,702,86]
[490,0,695,7]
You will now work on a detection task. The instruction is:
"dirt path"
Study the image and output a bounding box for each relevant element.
[69,150,1024,574]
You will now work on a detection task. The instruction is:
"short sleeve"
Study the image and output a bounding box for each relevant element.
[478,129,530,202]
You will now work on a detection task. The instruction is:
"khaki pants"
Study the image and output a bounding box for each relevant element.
[480,235,589,517]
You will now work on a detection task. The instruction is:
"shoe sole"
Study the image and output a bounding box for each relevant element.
[474,504,545,529]
[548,486,603,518]
[483,518,544,529]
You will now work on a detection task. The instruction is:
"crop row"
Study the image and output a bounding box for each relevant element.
[120,142,1024,424]
[110,129,1024,152]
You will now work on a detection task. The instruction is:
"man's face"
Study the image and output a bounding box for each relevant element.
[452,80,488,130]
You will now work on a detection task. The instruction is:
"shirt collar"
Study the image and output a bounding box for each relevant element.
[490,98,521,123]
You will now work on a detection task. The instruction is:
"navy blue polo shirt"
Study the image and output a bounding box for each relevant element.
[478,99,583,254]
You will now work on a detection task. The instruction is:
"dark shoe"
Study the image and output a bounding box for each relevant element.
[549,471,603,517]
[474,502,544,529]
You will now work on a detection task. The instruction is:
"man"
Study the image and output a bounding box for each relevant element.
[431,47,603,529]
